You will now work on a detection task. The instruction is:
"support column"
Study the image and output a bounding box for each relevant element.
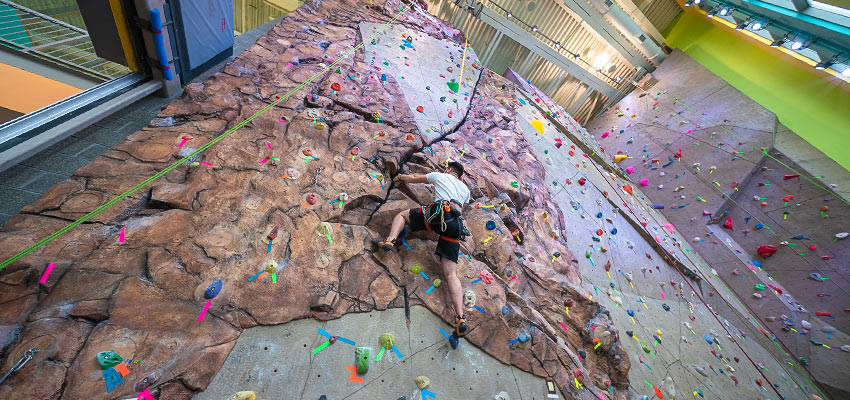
[518,50,535,76]
[481,31,504,66]
[568,87,594,115]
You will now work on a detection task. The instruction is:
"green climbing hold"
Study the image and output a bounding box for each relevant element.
[754,284,765,291]
[585,250,592,258]
[510,180,519,188]
[96,350,123,370]
[446,81,460,93]
[433,279,442,288]
[409,264,422,274]
[640,341,651,353]
[355,347,371,374]
[379,333,395,350]
[189,161,200,168]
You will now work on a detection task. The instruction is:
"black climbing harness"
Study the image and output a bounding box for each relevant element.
[0,348,38,385]
[425,200,468,240]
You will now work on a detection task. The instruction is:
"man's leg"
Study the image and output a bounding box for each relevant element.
[440,257,466,330]
[385,210,410,242]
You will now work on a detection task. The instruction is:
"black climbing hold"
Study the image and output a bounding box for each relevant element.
[626,330,634,337]
[319,396,327,400]
[204,279,222,299]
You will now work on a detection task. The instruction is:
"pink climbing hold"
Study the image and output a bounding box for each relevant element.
[602,131,610,138]
[626,166,634,174]
[639,179,649,187]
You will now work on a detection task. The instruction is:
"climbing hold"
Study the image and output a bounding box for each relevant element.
[463,290,477,310]
[432,279,442,288]
[517,330,530,343]
[415,376,430,390]
[317,222,332,236]
[416,105,424,113]
[379,333,395,350]
[225,392,256,400]
[355,347,370,374]
[485,220,497,230]
[409,265,422,274]
[564,298,574,307]
[662,304,670,311]
[754,284,765,290]
[204,279,223,299]
[96,350,123,370]
[614,154,629,163]
[446,81,460,93]
[530,120,545,135]
[480,270,493,284]
[801,320,812,329]
[501,306,509,315]
[722,218,734,230]
[306,193,318,205]
[757,245,777,258]
[640,341,651,353]
[640,179,649,187]
[331,82,341,91]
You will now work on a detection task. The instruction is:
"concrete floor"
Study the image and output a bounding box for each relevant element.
[0,17,283,224]
[197,306,560,400]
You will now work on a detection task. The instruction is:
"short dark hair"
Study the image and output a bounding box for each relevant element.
[447,161,464,178]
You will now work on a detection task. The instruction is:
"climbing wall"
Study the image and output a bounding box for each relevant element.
[584,49,850,398]
[510,84,814,399]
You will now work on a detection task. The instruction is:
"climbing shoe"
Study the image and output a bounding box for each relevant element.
[448,332,459,349]
[371,238,395,251]
[455,315,468,337]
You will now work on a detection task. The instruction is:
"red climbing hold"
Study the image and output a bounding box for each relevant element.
[578,177,586,186]
[416,105,424,113]
[757,244,777,258]
[675,148,682,159]
[722,217,734,230]
[554,138,563,148]
[783,174,800,180]
[815,311,832,316]
[331,82,341,91]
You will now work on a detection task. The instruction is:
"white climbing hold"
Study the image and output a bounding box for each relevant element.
[801,320,812,329]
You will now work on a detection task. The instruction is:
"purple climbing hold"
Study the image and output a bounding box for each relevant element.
[205,279,222,299]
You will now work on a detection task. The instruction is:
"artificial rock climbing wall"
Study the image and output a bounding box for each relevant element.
[585,49,850,398]
[0,0,630,398]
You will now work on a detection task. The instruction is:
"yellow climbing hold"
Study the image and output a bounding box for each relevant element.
[530,120,545,135]
[614,154,629,163]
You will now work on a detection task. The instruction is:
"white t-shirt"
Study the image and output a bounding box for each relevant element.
[426,172,470,205]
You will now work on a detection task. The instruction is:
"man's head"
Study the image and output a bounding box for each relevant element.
[446,161,464,179]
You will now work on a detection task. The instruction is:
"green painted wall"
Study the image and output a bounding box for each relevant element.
[665,10,850,170]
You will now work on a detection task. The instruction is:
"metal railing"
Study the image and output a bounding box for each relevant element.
[0,0,130,81]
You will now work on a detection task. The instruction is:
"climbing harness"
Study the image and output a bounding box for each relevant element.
[424,200,466,243]
[0,348,38,385]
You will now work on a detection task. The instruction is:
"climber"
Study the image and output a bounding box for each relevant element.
[373,161,471,348]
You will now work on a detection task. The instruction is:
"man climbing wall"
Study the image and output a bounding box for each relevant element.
[374,161,471,348]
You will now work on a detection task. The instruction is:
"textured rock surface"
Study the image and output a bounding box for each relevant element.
[0,1,628,399]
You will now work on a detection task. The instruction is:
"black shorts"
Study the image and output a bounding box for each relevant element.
[409,204,462,263]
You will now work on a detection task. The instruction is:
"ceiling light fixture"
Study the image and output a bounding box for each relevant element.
[814,54,841,71]
[735,19,750,30]
[790,40,805,50]
[750,20,764,31]
[719,7,731,16]
[506,12,513,18]
[554,41,561,49]
[843,68,850,77]
[532,25,538,32]
[694,0,702,4]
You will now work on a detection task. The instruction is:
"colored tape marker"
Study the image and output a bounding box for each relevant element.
[440,328,451,339]
[471,278,481,284]
[39,263,55,284]
[391,345,402,358]
[473,305,486,314]
[197,301,211,321]
[119,227,126,243]
[422,388,436,399]
[375,347,385,361]
[337,336,355,346]
[313,340,330,355]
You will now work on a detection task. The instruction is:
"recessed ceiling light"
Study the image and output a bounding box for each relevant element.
[532,25,538,32]
[751,21,764,31]
[719,7,730,16]
[506,12,513,18]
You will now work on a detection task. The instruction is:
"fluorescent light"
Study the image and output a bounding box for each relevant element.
[791,41,804,50]
[506,12,513,18]
[751,21,763,30]
[843,68,850,77]
[554,42,561,48]
[719,7,730,16]
[532,25,538,32]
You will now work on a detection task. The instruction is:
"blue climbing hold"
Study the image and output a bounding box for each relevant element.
[627,309,635,317]
[596,212,603,218]
[752,260,762,268]
[501,306,509,315]
[486,220,497,230]
[610,228,617,235]
[704,335,714,344]
[380,74,387,81]
[518,330,530,343]
[205,279,222,299]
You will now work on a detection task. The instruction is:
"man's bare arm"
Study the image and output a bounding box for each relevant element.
[394,174,429,184]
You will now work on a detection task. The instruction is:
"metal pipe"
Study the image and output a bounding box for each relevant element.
[149,8,173,81]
